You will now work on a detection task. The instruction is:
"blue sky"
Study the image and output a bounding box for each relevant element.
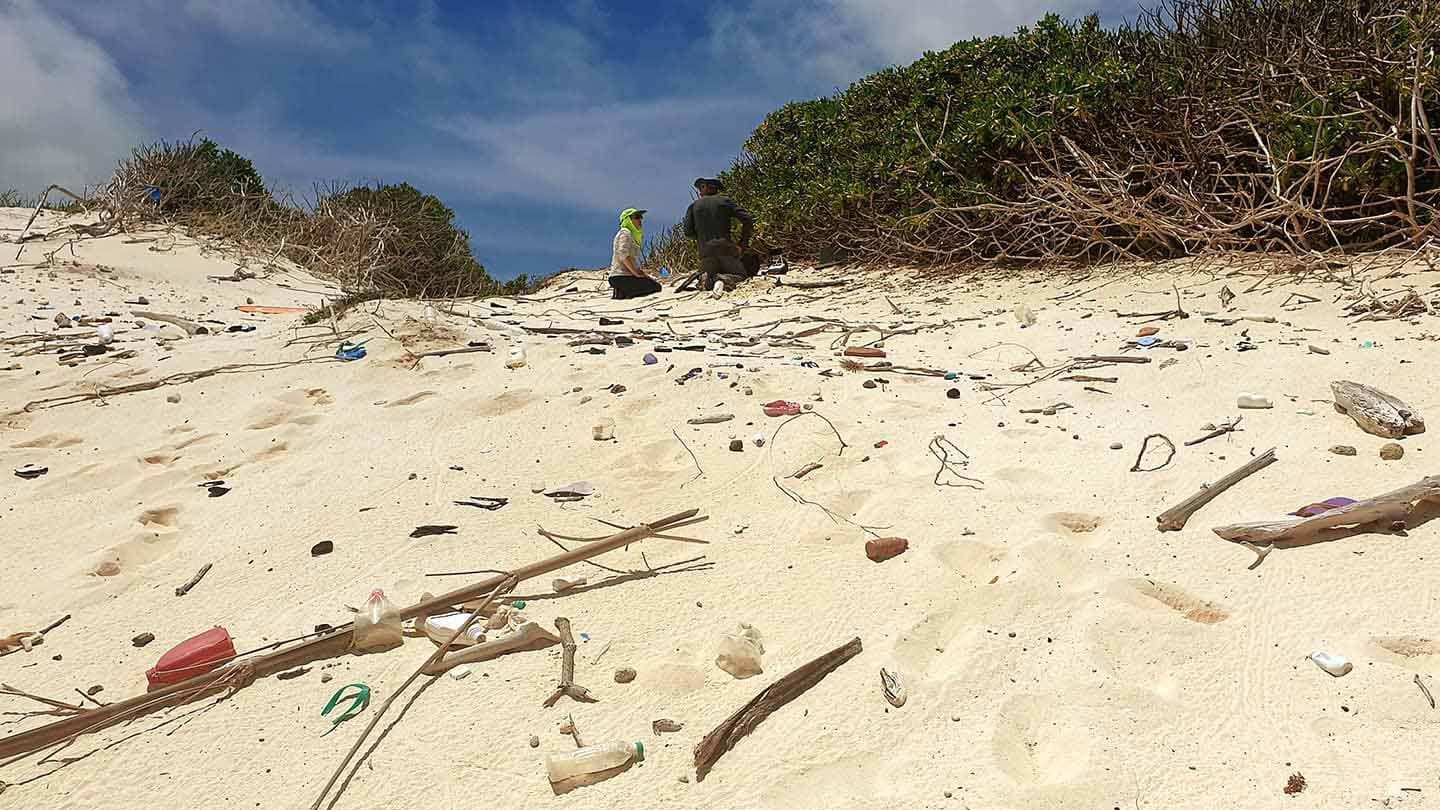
[2,0,1131,280]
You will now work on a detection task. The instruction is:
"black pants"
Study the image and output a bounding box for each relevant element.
[609,275,661,300]
[699,239,749,290]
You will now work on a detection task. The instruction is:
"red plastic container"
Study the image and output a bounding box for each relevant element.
[146,626,235,690]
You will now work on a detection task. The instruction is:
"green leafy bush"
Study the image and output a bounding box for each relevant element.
[725,1,1440,265]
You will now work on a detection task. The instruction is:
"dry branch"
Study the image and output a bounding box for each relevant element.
[1156,448,1277,532]
[1213,475,1440,545]
[175,563,212,597]
[694,637,862,782]
[0,509,704,761]
[132,311,207,336]
[542,617,597,708]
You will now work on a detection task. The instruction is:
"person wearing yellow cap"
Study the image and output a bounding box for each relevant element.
[609,207,661,299]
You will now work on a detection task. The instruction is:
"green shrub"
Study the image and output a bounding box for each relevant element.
[724,1,1440,264]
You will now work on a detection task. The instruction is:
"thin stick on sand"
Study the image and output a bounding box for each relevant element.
[1156,448,1277,532]
[0,509,705,761]
[311,577,516,810]
[694,637,862,782]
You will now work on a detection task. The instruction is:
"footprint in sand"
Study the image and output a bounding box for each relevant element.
[1123,578,1230,624]
[471,389,534,417]
[384,390,437,408]
[10,432,84,449]
[992,694,1093,785]
[1046,512,1103,534]
[935,539,1009,582]
[1371,636,1440,661]
[87,506,183,578]
[138,506,180,533]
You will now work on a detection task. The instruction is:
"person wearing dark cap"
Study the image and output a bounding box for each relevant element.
[609,207,661,299]
[683,177,755,297]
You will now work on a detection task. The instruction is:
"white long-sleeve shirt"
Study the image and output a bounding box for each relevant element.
[611,228,640,275]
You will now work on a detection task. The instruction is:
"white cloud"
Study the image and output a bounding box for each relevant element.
[0,1,143,194]
[433,96,767,216]
[711,0,1122,90]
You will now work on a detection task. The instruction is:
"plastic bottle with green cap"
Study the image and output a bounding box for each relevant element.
[545,740,644,783]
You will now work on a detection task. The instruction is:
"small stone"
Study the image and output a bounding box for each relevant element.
[579,395,592,404]
[246,297,255,305]
[531,483,545,493]
[132,632,154,647]
[1109,442,1123,450]
[1308,344,1330,355]
[679,775,690,784]
[321,672,333,683]
[614,667,637,684]
[1380,443,1404,461]
[86,685,103,696]
[1329,445,1357,456]
[946,388,960,399]
[862,380,877,389]
[1026,418,1039,424]
[1137,326,1159,337]
[729,439,744,452]
[529,735,540,748]
[166,393,181,404]
[743,387,753,396]
[944,791,953,799]
[609,384,627,395]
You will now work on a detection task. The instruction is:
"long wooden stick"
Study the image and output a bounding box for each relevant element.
[694,637,862,782]
[1213,475,1440,545]
[132,310,206,336]
[0,509,703,760]
[1156,448,1277,532]
[311,577,515,810]
[175,563,212,596]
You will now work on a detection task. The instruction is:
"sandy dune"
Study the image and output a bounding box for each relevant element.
[2,208,1439,808]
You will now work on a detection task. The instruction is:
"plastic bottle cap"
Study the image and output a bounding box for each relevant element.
[633,741,645,762]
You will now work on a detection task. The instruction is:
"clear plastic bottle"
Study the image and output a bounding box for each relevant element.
[545,741,644,783]
[351,589,403,652]
[506,343,528,369]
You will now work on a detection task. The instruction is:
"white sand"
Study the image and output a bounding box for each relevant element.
[2,208,1438,808]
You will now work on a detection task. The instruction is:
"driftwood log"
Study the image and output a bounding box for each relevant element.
[423,621,559,675]
[542,617,597,708]
[1156,448,1278,532]
[1331,380,1425,438]
[1213,475,1440,545]
[0,509,705,760]
[694,636,862,782]
[132,310,207,336]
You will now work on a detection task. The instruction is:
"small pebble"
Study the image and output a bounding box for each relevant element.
[729,439,744,452]
[166,393,181,404]
[321,673,333,683]
[1329,445,1357,456]
[1109,442,1123,450]
[862,380,877,389]
[86,685,103,696]
[131,632,155,648]
[946,388,960,399]
[579,395,592,404]
[679,776,690,784]
[1380,443,1404,461]
[614,667,637,684]
[1308,344,1330,355]
[529,735,540,748]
